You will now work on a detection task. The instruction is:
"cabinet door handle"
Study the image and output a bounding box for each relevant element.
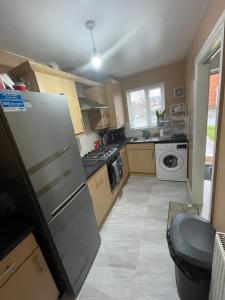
[0,262,16,280]
[152,151,154,160]
[34,254,45,272]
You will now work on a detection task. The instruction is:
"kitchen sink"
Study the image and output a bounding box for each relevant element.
[130,136,160,143]
[130,137,152,142]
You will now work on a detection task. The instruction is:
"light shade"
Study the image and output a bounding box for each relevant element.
[91,55,102,69]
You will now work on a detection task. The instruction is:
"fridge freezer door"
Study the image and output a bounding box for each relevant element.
[48,185,101,295]
[29,143,85,222]
[4,92,86,221]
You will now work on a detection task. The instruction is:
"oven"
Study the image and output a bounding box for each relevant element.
[107,154,123,191]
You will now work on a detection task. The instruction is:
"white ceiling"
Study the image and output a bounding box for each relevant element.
[0,0,208,80]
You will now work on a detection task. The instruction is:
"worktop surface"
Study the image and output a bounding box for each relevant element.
[126,135,188,144]
[0,217,33,260]
[82,135,188,180]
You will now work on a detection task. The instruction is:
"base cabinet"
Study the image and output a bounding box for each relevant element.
[127,144,156,174]
[0,234,58,300]
[87,165,112,227]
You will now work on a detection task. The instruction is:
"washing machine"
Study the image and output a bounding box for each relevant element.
[155,143,187,181]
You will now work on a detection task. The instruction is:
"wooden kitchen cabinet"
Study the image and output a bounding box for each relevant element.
[127,143,156,174]
[9,60,84,135]
[0,234,58,300]
[85,86,110,129]
[0,234,38,287]
[88,109,110,129]
[87,164,112,227]
[105,81,125,129]
[120,146,129,181]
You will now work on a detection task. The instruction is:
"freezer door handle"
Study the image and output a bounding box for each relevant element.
[50,182,85,220]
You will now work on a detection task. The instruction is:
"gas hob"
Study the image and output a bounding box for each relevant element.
[82,146,119,166]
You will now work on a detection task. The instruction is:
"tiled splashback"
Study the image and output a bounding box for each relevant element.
[76,112,99,157]
[76,118,168,158]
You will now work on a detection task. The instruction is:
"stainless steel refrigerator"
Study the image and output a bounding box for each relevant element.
[0,91,100,296]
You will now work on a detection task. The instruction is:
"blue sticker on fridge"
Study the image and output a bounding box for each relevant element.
[0,90,26,112]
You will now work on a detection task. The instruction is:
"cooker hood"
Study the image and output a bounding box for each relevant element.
[77,83,108,111]
[78,96,108,111]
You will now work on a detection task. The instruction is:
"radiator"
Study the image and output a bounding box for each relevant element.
[210,232,225,300]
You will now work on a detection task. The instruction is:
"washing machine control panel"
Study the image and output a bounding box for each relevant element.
[177,144,187,149]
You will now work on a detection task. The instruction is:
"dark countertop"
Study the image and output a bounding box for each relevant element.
[82,135,188,180]
[83,160,107,180]
[126,134,188,144]
[0,216,33,260]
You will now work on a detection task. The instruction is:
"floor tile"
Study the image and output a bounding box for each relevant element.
[78,266,135,300]
[94,239,141,270]
[76,176,188,300]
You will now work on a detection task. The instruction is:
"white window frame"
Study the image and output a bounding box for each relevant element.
[126,82,165,129]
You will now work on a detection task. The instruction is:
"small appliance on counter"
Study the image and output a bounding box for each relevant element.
[100,127,126,145]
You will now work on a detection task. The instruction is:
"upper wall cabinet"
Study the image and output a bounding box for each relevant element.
[9,61,84,135]
[85,86,110,130]
[85,86,106,105]
[104,81,126,129]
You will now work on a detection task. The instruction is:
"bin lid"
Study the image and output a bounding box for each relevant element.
[170,213,216,270]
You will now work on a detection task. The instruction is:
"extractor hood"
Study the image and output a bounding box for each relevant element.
[78,96,108,111]
[77,83,108,111]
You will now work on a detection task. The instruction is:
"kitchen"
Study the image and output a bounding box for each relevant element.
[1,1,225,300]
[0,57,195,300]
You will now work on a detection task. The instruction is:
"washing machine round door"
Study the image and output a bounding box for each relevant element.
[159,151,183,171]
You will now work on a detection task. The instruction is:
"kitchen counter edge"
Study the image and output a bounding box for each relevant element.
[0,218,33,261]
[82,137,188,180]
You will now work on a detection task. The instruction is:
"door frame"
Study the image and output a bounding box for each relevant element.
[192,11,225,218]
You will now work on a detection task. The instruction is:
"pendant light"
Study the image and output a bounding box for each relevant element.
[85,20,102,69]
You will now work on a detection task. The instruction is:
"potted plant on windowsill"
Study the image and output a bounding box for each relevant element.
[156,109,166,127]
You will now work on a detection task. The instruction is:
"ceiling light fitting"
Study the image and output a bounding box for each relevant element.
[85,20,102,69]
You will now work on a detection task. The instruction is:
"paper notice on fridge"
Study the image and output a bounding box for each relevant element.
[0,90,26,112]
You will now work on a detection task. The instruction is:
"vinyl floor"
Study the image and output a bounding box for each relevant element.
[74,176,188,300]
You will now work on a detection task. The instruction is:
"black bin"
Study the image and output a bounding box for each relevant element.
[167,213,216,300]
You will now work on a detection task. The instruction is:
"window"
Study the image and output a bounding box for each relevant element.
[127,83,165,129]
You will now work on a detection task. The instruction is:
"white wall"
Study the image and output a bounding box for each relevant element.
[76,112,99,157]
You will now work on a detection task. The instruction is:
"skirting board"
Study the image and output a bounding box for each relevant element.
[130,173,156,177]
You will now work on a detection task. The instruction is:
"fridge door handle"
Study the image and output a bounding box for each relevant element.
[27,144,72,176]
[50,182,85,221]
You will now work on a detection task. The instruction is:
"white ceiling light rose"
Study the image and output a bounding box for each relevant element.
[85,20,102,70]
